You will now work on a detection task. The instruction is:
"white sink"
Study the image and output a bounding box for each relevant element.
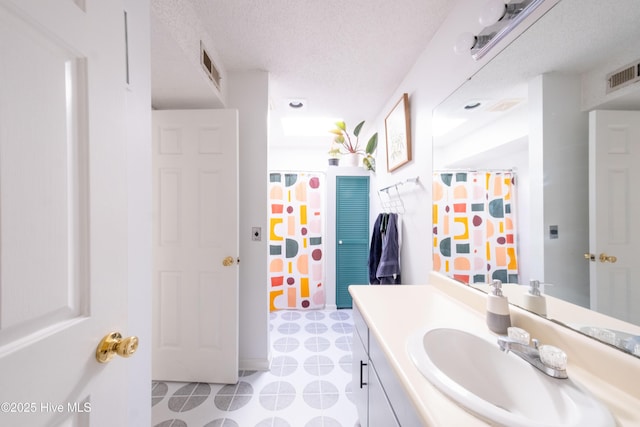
[407,328,615,427]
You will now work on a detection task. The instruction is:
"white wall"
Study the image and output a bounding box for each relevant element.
[227,70,271,370]
[434,104,529,168]
[269,142,330,172]
[530,73,589,306]
[125,0,152,424]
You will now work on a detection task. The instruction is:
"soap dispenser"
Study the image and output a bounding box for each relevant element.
[486,279,511,334]
[522,279,547,317]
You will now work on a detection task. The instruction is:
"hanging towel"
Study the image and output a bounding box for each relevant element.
[368,213,385,284]
[376,213,401,284]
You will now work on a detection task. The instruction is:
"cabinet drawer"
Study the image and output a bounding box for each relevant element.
[353,304,369,350]
[352,330,369,426]
[368,365,400,427]
[370,332,422,427]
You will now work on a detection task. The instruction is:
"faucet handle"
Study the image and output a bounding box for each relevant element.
[507,327,530,345]
[539,345,568,371]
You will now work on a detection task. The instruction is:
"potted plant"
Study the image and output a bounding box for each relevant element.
[329,120,378,171]
[327,142,341,166]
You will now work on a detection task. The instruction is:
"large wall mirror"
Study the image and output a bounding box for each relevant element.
[433,0,640,355]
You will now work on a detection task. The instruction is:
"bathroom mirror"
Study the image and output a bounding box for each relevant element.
[433,0,640,354]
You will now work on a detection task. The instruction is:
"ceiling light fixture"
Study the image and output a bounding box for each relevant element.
[454,0,544,61]
[285,98,307,111]
[464,102,483,110]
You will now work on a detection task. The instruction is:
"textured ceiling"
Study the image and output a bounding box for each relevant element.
[182,0,455,145]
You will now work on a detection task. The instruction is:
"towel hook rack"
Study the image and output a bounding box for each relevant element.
[377,176,419,214]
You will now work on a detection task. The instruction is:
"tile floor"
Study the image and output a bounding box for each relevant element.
[152,309,359,427]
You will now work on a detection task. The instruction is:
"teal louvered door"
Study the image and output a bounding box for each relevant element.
[336,176,370,308]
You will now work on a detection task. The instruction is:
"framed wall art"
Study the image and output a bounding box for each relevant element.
[384,93,412,172]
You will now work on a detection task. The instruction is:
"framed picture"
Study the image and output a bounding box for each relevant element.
[384,93,412,172]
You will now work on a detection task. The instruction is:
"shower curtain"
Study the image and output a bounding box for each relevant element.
[432,170,518,284]
[268,172,325,311]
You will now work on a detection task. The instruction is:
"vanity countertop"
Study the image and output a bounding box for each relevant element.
[349,281,640,426]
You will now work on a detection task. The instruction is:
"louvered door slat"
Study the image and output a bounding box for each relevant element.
[336,176,370,308]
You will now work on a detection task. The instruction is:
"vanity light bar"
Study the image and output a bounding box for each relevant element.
[471,0,546,61]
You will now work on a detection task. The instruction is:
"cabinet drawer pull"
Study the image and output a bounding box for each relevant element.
[360,360,368,388]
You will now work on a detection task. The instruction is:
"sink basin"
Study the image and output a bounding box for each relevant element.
[407,328,615,427]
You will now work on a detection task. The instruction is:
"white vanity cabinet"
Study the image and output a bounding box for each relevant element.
[352,318,370,426]
[353,305,419,426]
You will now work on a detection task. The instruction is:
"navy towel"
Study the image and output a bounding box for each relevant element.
[376,213,401,284]
[368,213,384,284]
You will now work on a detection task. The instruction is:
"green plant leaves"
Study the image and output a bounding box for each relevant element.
[329,120,376,157]
[353,120,365,137]
[365,133,378,155]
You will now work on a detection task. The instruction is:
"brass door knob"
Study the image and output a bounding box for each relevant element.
[222,256,236,267]
[599,253,617,263]
[584,253,595,262]
[96,332,139,364]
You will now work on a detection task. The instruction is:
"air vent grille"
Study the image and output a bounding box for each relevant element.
[606,60,640,93]
[486,98,523,113]
[200,42,221,90]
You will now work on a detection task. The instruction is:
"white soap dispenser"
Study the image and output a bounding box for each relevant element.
[522,279,547,317]
[486,279,511,334]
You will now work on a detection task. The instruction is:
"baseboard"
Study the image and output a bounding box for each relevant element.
[239,358,271,371]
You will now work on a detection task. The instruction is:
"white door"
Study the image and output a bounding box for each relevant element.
[588,110,640,325]
[152,109,239,384]
[0,1,134,426]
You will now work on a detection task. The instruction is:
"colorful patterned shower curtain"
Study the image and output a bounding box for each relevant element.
[432,171,518,284]
[268,172,325,311]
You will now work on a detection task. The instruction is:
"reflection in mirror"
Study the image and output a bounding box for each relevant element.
[578,327,640,357]
[432,0,640,354]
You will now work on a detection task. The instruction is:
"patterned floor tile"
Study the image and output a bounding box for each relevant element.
[152,309,358,427]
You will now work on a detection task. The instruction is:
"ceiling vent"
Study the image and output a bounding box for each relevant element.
[606,59,640,93]
[486,98,523,113]
[200,41,221,91]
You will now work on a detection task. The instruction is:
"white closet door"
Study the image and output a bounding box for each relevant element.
[152,109,240,384]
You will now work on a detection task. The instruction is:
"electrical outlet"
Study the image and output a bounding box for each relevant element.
[252,227,262,241]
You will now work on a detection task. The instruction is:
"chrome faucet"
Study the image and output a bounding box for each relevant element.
[498,333,568,379]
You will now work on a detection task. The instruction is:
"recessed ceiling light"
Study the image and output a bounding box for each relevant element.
[458,99,489,112]
[285,98,307,111]
[464,102,482,110]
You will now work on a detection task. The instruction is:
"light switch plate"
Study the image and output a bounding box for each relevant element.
[252,226,262,241]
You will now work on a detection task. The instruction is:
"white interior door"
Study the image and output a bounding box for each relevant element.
[0,1,133,426]
[152,109,239,384]
[589,110,640,325]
